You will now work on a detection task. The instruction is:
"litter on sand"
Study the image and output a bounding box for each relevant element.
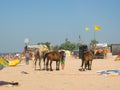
[0,81,19,86]
[97,70,120,76]
[21,71,29,74]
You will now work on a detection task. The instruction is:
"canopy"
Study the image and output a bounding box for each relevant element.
[96,43,107,47]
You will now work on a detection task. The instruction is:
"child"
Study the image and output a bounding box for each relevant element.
[61,51,66,70]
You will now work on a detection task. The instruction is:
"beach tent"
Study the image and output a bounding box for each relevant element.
[111,44,120,55]
[96,43,107,47]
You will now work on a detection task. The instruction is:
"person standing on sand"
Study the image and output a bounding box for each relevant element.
[25,50,30,65]
[61,51,66,70]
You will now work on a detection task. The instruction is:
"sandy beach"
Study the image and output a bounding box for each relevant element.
[0,54,120,90]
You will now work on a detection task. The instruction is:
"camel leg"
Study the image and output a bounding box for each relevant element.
[85,61,89,70]
[56,61,58,70]
[46,59,49,71]
[43,58,46,70]
[34,59,37,70]
[56,61,60,70]
[81,59,85,70]
[88,60,92,70]
[58,60,60,70]
[50,60,53,71]
[38,58,41,70]
[79,59,85,71]
[81,58,84,67]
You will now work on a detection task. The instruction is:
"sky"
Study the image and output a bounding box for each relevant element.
[0,0,120,53]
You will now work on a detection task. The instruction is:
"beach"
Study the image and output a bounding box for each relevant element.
[0,54,120,90]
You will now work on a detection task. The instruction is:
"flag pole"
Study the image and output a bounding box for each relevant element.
[94,30,96,41]
[94,25,101,41]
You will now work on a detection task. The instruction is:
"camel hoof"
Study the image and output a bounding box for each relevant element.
[46,69,49,71]
[50,69,53,71]
[78,68,83,71]
[83,69,85,71]
[35,69,41,71]
[56,69,59,71]
[88,68,91,70]
[42,68,45,70]
[78,68,85,71]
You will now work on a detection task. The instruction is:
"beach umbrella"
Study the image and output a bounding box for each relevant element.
[0,58,8,70]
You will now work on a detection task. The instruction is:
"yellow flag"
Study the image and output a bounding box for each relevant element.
[94,25,101,30]
[85,27,89,31]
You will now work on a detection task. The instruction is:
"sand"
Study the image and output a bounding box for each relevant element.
[0,54,120,90]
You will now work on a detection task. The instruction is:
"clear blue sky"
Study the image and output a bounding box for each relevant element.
[0,0,120,53]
